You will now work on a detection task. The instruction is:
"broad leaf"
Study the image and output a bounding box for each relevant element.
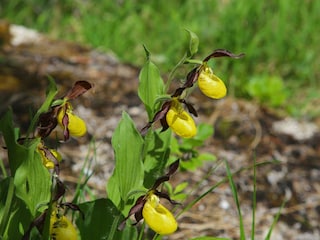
[138,47,165,120]
[142,129,171,189]
[76,198,137,240]
[0,110,51,217]
[107,112,144,207]
[185,29,199,57]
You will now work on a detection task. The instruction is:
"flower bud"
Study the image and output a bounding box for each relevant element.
[142,194,178,235]
[166,99,197,138]
[198,66,227,99]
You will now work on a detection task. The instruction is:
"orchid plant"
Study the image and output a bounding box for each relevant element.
[0,31,244,239]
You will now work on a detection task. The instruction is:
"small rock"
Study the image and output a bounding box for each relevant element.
[272,117,318,141]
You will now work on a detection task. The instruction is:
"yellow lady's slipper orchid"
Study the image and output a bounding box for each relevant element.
[50,215,78,240]
[166,99,197,138]
[57,103,87,137]
[38,147,62,169]
[142,194,178,235]
[198,65,227,99]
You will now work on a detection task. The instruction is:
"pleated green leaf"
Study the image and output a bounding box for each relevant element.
[138,47,165,120]
[107,112,144,207]
[76,198,138,240]
[0,110,51,217]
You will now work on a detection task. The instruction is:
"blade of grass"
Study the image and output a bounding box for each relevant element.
[225,160,246,240]
[264,198,286,240]
[72,138,97,204]
[251,152,257,240]
[177,160,278,218]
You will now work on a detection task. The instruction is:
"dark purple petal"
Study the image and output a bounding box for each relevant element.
[140,101,171,135]
[62,112,70,141]
[155,190,180,205]
[65,81,92,100]
[22,211,48,240]
[152,175,170,190]
[36,109,58,138]
[160,117,169,132]
[60,202,84,220]
[203,49,245,62]
[152,159,180,189]
[52,178,66,202]
[118,195,146,230]
[185,67,200,86]
[167,159,180,176]
[140,122,152,136]
[171,87,186,98]
[181,100,198,117]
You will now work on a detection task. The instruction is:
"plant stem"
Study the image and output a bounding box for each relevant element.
[251,151,257,240]
[164,53,187,93]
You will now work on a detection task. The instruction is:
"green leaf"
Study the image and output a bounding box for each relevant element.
[107,112,144,207]
[173,182,188,195]
[0,178,33,239]
[142,129,171,189]
[0,110,51,217]
[182,123,214,148]
[76,198,138,240]
[13,144,51,216]
[197,153,217,162]
[138,50,165,120]
[185,29,199,57]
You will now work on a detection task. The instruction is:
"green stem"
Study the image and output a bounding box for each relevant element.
[164,53,188,93]
[251,151,257,240]
[137,222,145,240]
[107,215,120,240]
[0,157,8,178]
[0,177,14,236]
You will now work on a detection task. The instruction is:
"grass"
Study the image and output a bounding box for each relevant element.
[1,0,319,116]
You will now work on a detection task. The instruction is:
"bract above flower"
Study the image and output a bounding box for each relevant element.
[166,98,197,138]
[142,193,177,235]
[198,65,227,99]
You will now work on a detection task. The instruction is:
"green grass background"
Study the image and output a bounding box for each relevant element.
[1,0,319,117]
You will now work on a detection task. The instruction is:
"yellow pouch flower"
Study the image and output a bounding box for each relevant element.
[50,215,78,240]
[38,147,62,169]
[57,104,87,138]
[142,194,178,235]
[198,66,227,99]
[166,99,197,138]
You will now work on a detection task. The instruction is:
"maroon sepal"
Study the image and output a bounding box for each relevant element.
[118,195,146,230]
[37,109,58,138]
[155,190,180,205]
[152,159,180,189]
[65,81,92,100]
[22,211,47,240]
[140,101,171,135]
[181,99,198,117]
[203,49,245,62]
[61,109,70,141]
